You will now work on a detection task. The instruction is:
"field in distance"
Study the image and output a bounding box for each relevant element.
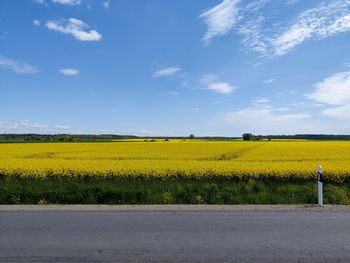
[1,140,350,204]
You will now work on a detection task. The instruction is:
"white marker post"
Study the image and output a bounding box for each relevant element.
[318,165,323,206]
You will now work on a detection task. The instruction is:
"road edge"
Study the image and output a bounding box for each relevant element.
[1,204,350,212]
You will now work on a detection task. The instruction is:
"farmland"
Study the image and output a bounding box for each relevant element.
[1,140,350,204]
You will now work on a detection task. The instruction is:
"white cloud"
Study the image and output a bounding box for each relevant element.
[322,105,350,120]
[286,0,302,5]
[52,0,81,5]
[200,0,241,46]
[251,98,270,104]
[263,78,275,84]
[46,18,102,41]
[222,105,311,134]
[237,0,350,57]
[152,66,181,78]
[307,71,350,105]
[0,121,71,133]
[59,68,79,76]
[169,91,180,96]
[307,71,350,120]
[54,124,70,130]
[199,74,236,94]
[239,14,267,54]
[289,102,323,108]
[271,1,350,56]
[103,0,111,10]
[192,108,200,111]
[33,19,41,26]
[0,55,38,74]
[34,0,45,4]
[207,82,235,94]
[276,89,297,96]
[112,109,119,113]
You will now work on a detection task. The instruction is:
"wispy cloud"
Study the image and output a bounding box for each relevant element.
[33,19,41,26]
[222,103,311,134]
[251,98,270,104]
[322,105,350,120]
[307,70,350,120]
[286,0,302,5]
[206,82,235,94]
[0,120,71,133]
[0,55,38,74]
[200,0,241,46]
[263,78,275,84]
[59,68,79,76]
[46,18,102,41]
[169,91,180,96]
[54,124,70,130]
[152,66,181,78]
[239,13,267,54]
[233,0,350,57]
[199,74,236,94]
[36,0,81,5]
[103,0,111,10]
[271,1,350,56]
[52,0,81,5]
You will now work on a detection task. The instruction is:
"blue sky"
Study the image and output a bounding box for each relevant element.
[1,0,350,136]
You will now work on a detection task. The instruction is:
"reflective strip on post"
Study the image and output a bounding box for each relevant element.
[318,165,323,206]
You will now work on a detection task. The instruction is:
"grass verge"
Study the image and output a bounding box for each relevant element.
[1,176,350,204]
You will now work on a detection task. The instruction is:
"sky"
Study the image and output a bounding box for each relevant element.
[1,0,350,136]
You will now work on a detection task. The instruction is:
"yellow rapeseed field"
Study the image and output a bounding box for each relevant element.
[1,140,350,182]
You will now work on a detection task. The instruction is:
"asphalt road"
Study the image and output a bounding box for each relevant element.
[1,206,350,262]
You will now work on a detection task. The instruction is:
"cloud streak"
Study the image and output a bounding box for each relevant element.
[152,66,181,78]
[199,74,236,94]
[200,0,240,46]
[271,1,350,56]
[52,0,81,5]
[263,79,275,84]
[103,0,111,10]
[0,121,71,133]
[60,68,79,76]
[0,55,38,74]
[46,18,102,41]
[225,0,350,57]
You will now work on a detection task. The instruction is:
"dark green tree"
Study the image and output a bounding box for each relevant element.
[242,133,253,141]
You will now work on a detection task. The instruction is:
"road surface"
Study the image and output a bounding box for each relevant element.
[0,205,350,262]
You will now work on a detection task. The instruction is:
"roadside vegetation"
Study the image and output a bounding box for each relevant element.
[1,140,350,204]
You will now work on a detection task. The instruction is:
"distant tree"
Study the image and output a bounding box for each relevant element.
[242,133,253,141]
[189,134,195,139]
